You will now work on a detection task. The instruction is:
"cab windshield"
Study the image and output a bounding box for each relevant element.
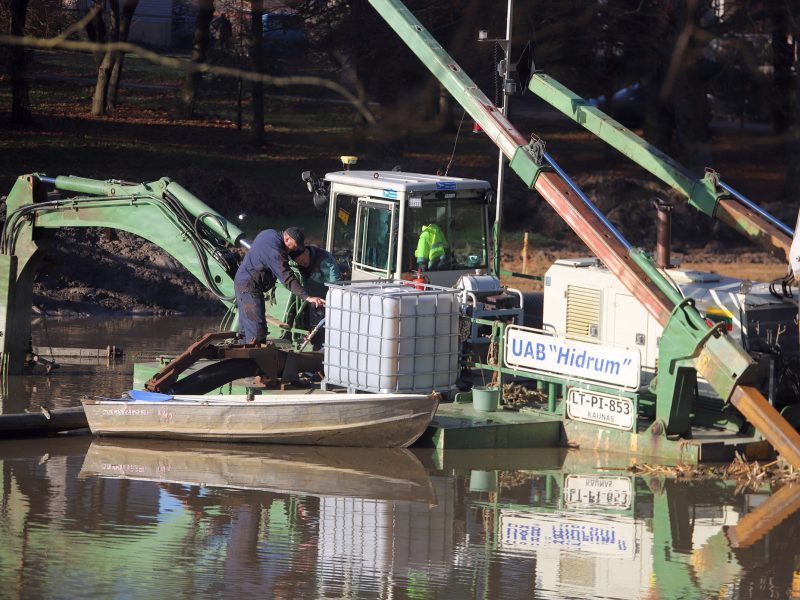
[404,198,487,271]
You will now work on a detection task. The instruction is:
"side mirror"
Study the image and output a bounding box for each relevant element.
[302,170,329,212]
[313,191,328,212]
[301,171,314,193]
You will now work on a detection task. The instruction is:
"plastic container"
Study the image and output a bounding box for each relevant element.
[324,281,460,394]
[472,385,500,412]
[469,470,498,492]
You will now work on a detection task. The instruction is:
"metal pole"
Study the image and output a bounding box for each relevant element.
[718,181,794,237]
[494,0,513,273]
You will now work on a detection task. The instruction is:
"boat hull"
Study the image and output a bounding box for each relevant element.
[81,393,439,447]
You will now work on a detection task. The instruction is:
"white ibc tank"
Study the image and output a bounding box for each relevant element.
[324,281,460,394]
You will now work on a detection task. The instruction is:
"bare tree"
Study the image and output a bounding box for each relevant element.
[768,0,800,202]
[85,0,106,67]
[91,0,121,116]
[91,0,138,116]
[8,0,32,124]
[108,0,139,108]
[178,0,215,118]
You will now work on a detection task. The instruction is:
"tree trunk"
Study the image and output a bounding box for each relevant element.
[641,3,676,154]
[91,0,120,117]
[177,0,215,119]
[108,0,140,109]
[85,0,107,68]
[9,0,32,124]
[248,1,264,145]
[673,66,713,172]
[643,71,674,154]
[669,1,714,172]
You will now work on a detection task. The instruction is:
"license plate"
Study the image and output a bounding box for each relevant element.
[566,388,634,430]
[563,475,632,509]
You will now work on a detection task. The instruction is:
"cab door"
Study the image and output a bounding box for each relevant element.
[351,198,397,280]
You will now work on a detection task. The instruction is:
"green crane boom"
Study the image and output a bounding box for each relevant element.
[527,74,793,261]
[367,0,800,468]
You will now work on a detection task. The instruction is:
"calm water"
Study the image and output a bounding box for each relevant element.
[1,317,799,599]
[2,316,223,414]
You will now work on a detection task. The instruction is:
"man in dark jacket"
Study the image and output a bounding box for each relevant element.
[295,244,342,350]
[234,227,325,344]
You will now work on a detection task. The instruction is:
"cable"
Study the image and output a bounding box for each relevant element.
[768,276,791,300]
[162,190,235,301]
[494,41,500,106]
[443,109,467,177]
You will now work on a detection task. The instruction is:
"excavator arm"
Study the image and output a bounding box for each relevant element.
[367,0,800,468]
[0,173,248,374]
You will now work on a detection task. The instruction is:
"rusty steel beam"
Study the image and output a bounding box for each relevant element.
[145,331,237,392]
[534,171,675,324]
[717,198,792,261]
[727,483,800,548]
[730,385,800,469]
[369,0,800,468]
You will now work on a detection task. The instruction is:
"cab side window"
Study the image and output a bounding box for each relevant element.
[355,204,394,273]
[331,194,357,274]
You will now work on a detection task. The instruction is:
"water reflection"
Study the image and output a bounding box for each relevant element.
[2,316,222,413]
[80,439,437,504]
[2,439,799,599]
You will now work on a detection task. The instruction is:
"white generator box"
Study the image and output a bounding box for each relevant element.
[542,258,798,391]
[324,281,460,394]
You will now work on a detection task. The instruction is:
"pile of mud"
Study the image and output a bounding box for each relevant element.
[32,228,222,317]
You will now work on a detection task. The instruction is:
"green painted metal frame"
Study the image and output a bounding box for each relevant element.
[629,249,758,434]
[528,73,793,260]
[467,474,763,598]
[368,0,800,466]
[0,174,303,374]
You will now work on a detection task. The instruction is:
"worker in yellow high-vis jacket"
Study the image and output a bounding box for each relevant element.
[415,223,449,271]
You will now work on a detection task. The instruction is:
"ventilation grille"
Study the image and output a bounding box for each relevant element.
[566,285,602,339]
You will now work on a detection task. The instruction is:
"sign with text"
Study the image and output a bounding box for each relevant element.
[564,475,633,509]
[500,510,637,558]
[504,325,640,389]
[567,388,635,431]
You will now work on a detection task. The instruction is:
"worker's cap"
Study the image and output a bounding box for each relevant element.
[284,226,306,257]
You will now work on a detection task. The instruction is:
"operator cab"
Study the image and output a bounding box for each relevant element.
[318,170,493,286]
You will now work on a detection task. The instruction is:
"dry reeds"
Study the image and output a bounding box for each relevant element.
[628,452,799,492]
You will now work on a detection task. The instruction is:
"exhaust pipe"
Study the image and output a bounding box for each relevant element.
[654,197,673,269]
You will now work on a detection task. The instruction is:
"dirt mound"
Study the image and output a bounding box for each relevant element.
[522,172,734,251]
[33,228,223,316]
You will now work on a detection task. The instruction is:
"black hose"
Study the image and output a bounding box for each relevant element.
[162,190,234,301]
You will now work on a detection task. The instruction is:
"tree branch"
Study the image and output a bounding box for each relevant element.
[0,34,376,124]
